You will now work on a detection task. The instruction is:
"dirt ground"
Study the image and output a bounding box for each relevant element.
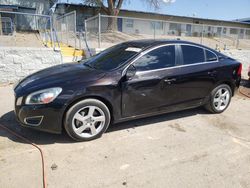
[0,32,44,48]
[0,83,250,188]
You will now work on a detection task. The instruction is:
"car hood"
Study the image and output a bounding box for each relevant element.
[14,63,106,95]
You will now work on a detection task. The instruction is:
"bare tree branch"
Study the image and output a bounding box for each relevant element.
[116,0,124,10]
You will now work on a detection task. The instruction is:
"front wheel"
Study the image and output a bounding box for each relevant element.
[205,84,232,113]
[64,99,111,141]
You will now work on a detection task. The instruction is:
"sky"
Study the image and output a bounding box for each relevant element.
[59,0,250,21]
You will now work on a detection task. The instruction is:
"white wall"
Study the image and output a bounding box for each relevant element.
[0,47,61,83]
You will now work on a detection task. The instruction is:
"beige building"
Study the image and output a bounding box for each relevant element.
[54,3,250,40]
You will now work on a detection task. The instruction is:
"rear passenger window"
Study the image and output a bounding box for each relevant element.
[133,45,175,71]
[205,50,217,62]
[181,45,205,65]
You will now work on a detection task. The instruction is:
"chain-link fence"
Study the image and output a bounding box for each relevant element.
[54,11,85,49]
[0,11,55,48]
[84,14,101,50]
[85,14,250,50]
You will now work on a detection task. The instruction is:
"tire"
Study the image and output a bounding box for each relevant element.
[64,99,111,141]
[205,84,232,113]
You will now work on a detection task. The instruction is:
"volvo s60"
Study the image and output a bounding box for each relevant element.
[14,40,242,141]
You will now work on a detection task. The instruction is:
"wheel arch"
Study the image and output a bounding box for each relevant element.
[62,95,114,131]
[215,80,235,96]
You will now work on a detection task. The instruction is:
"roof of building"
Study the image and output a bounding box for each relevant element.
[0,4,36,10]
[55,3,250,26]
[234,18,250,22]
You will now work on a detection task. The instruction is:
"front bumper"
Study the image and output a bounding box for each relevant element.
[15,100,64,134]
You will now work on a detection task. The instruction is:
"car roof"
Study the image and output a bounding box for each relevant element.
[124,39,220,55]
[124,39,205,49]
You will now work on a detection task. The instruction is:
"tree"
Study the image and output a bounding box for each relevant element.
[84,0,174,30]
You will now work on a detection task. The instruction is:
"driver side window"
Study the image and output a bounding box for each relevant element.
[133,45,176,71]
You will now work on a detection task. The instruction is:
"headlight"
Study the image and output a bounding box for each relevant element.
[25,87,62,105]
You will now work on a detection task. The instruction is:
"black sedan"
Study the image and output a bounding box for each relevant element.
[14,40,242,141]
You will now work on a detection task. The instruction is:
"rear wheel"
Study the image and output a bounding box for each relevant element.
[64,99,111,141]
[205,84,232,113]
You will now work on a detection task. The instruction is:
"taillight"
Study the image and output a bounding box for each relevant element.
[237,63,242,76]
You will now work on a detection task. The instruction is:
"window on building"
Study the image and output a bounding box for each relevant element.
[223,28,227,34]
[125,19,134,28]
[169,23,178,30]
[151,21,163,30]
[133,45,176,71]
[181,45,205,65]
[216,27,222,34]
[230,28,238,34]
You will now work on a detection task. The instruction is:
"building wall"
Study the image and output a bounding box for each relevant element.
[55,4,250,39]
[0,0,52,32]
[0,0,51,14]
[118,10,250,29]
[117,18,250,39]
[55,4,98,31]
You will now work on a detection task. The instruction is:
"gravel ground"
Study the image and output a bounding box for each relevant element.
[0,83,250,188]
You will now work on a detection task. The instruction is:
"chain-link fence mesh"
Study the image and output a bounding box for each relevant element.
[84,14,99,50]
[54,11,76,47]
[85,14,250,50]
[54,11,84,49]
[0,11,52,47]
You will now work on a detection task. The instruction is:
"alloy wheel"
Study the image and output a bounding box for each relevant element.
[72,106,106,138]
[213,88,230,111]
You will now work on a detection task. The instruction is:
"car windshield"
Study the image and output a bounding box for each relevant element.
[83,43,142,71]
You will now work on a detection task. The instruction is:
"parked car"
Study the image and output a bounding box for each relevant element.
[14,40,242,141]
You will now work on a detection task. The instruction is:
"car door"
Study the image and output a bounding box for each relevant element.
[161,44,219,108]
[121,45,179,117]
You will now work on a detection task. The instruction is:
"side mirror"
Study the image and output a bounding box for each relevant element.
[126,65,136,80]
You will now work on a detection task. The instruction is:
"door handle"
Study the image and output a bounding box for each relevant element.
[164,78,176,84]
[207,70,217,76]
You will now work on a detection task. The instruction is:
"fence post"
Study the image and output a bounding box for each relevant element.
[236,28,239,49]
[79,30,81,50]
[60,20,63,45]
[98,13,101,48]
[66,17,68,45]
[153,22,156,40]
[35,15,37,30]
[74,11,77,49]
[219,27,222,50]
[0,13,2,35]
[50,16,55,50]
[200,24,204,44]
[84,19,87,42]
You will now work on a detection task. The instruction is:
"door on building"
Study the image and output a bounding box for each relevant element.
[118,18,122,32]
[186,24,192,36]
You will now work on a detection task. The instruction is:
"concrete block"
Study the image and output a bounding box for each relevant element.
[0,47,62,83]
[15,70,29,77]
[5,63,22,72]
